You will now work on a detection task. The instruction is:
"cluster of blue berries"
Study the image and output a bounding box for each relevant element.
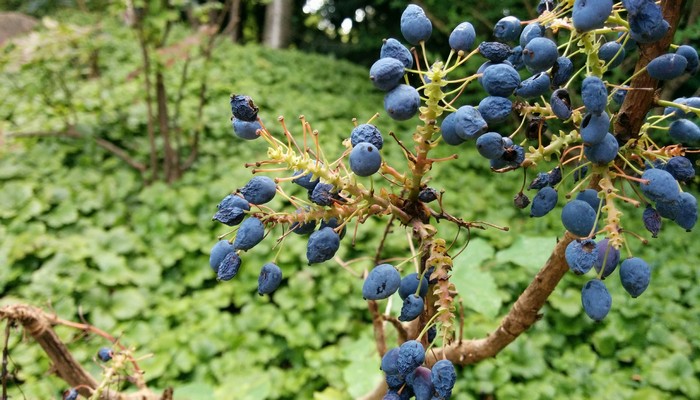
[381,340,456,400]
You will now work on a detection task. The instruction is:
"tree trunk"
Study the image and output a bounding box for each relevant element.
[262,0,292,49]
[225,0,242,42]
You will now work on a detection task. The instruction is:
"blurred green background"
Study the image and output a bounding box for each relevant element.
[1,1,699,399]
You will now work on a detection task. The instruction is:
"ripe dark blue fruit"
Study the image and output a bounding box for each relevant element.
[431,359,457,399]
[213,194,250,226]
[310,182,337,206]
[519,22,544,47]
[398,272,429,299]
[232,118,262,140]
[399,294,424,321]
[581,76,608,114]
[481,63,521,97]
[639,168,680,203]
[674,192,698,231]
[669,119,700,144]
[400,4,432,45]
[576,188,603,212]
[230,94,258,122]
[537,0,555,14]
[584,133,619,164]
[350,123,383,150]
[581,279,612,322]
[217,252,242,281]
[292,169,320,191]
[349,142,382,176]
[572,0,613,32]
[530,186,558,217]
[551,56,574,87]
[440,113,465,145]
[427,325,437,343]
[319,217,346,239]
[362,263,401,300]
[306,227,340,264]
[370,58,405,91]
[515,72,551,98]
[664,156,695,183]
[209,240,235,272]
[647,54,688,80]
[407,366,433,400]
[566,239,598,275]
[290,207,316,235]
[397,340,425,376]
[580,112,610,145]
[522,37,559,73]
[476,132,506,160]
[625,0,670,43]
[508,45,525,70]
[550,88,572,120]
[562,200,597,237]
[240,176,277,205]
[598,41,626,69]
[478,41,512,62]
[233,217,265,251]
[381,38,413,69]
[619,257,651,297]
[642,205,662,237]
[528,172,549,190]
[612,85,628,105]
[676,45,699,74]
[494,16,521,42]
[381,347,400,375]
[594,238,620,279]
[454,105,488,140]
[384,84,420,121]
[417,187,438,203]
[258,262,283,295]
[449,22,476,51]
[97,347,113,362]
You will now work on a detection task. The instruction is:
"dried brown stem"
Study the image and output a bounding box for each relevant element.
[367,300,387,358]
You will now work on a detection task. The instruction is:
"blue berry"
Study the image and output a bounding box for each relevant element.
[240,176,276,205]
[319,217,346,239]
[213,194,250,226]
[584,133,618,164]
[290,207,316,235]
[440,113,465,146]
[233,217,265,251]
[362,264,401,300]
[676,45,699,74]
[481,63,521,97]
[478,96,513,125]
[397,340,425,376]
[581,279,612,321]
[523,37,558,73]
[230,94,258,122]
[398,294,424,321]
[519,22,544,48]
[370,58,405,91]
[258,262,283,295]
[598,41,626,69]
[507,45,525,70]
[349,142,382,177]
[494,16,521,42]
[562,200,597,237]
[640,168,680,203]
[427,325,437,343]
[581,76,608,114]
[669,119,700,144]
[400,4,432,45]
[572,0,613,32]
[642,205,662,237]
[580,112,610,145]
[381,38,413,69]
[594,238,620,279]
[350,123,383,150]
[664,156,695,183]
[515,72,551,98]
[398,272,429,299]
[619,257,651,297]
[217,251,242,281]
[574,163,589,182]
[381,347,400,375]
[306,227,340,265]
[537,0,556,14]
[407,366,433,399]
[576,188,603,212]
[431,359,457,399]
[528,172,550,190]
[566,238,598,275]
[97,347,113,362]
[384,84,420,121]
[625,0,670,44]
[209,240,235,272]
[674,192,698,231]
[530,186,558,217]
[232,118,262,140]
[476,132,506,160]
[551,56,574,87]
[454,106,488,140]
[292,169,320,191]
[417,187,438,203]
[551,88,572,120]
[612,85,628,105]
[548,166,563,185]
[64,389,79,400]
[479,41,512,62]
[449,22,476,51]
[310,182,336,206]
[647,54,688,80]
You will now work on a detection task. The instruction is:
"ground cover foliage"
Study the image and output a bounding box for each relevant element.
[1,6,699,400]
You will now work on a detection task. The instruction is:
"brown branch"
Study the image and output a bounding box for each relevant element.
[382,315,408,343]
[2,321,10,400]
[367,300,387,358]
[0,304,166,400]
[614,0,685,142]
[156,71,178,182]
[136,16,160,183]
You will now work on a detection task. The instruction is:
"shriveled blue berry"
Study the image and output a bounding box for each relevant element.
[381,38,413,68]
[551,56,574,87]
[306,227,340,264]
[581,76,608,114]
[551,88,572,120]
[230,94,258,122]
[350,124,383,150]
[478,96,512,125]
[479,41,512,62]
[454,106,488,140]
[566,238,597,275]
[240,176,277,205]
[397,340,425,376]
[642,205,662,237]
[431,359,457,399]
[665,156,695,183]
[217,252,242,281]
[399,294,424,321]
[310,182,336,206]
[233,217,265,251]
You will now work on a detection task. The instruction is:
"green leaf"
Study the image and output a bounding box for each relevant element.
[452,265,502,318]
[110,288,146,320]
[496,236,556,271]
[341,335,382,398]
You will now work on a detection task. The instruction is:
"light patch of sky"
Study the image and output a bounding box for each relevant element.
[303,0,326,14]
[340,18,352,35]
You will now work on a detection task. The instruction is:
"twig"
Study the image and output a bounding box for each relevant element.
[367,301,387,358]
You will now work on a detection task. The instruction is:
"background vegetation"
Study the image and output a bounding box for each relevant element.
[0,1,699,399]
